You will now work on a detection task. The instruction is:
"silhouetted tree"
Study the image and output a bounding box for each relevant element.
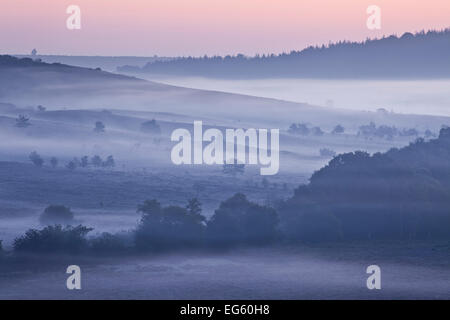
[186,198,204,222]
[288,123,309,135]
[50,157,58,168]
[135,199,206,251]
[36,105,46,112]
[66,160,76,170]
[206,193,279,246]
[15,115,31,128]
[80,156,89,168]
[102,155,115,168]
[91,155,102,167]
[332,125,345,134]
[29,151,44,167]
[93,121,105,133]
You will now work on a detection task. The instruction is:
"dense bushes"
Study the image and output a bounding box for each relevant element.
[11,195,279,255]
[13,225,93,253]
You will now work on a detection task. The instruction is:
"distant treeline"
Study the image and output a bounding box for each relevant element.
[3,127,450,256]
[118,29,450,78]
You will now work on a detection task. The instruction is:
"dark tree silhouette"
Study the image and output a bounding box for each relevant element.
[93,121,105,133]
[91,155,102,167]
[332,125,345,134]
[102,155,115,168]
[206,193,278,246]
[66,160,77,170]
[50,157,58,168]
[15,115,31,128]
[29,151,44,167]
[134,199,206,251]
[13,225,92,253]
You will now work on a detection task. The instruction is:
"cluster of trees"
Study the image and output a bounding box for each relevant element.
[118,29,450,78]
[357,122,423,140]
[279,127,450,241]
[66,155,115,170]
[7,127,450,255]
[288,123,345,136]
[288,123,325,136]
[10,194,279,254]
[29,152,115,170]
[15,115,162,137]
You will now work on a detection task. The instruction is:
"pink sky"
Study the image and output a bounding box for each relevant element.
[0,0,449,56]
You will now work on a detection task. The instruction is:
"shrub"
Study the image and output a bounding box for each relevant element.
[15,115,31,128]
[332,125,345,134]
[39,205,75,225]
[13,225,92,253]
[29,151,44,167]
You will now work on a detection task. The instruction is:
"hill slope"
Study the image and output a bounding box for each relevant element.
[120,29,450,79]
[280,127,450,241]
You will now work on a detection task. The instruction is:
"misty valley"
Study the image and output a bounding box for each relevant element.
[0,47,450,299]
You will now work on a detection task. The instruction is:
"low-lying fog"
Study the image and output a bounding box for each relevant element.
[139,76,450,116]
[1,245,449,299]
